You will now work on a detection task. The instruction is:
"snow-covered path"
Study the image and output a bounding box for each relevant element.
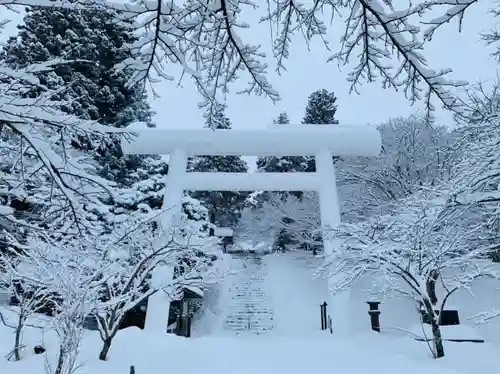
[193,250,328,337]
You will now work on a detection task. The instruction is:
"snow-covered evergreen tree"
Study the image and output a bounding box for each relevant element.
[188,110,248,230]
[0,5,161,246]
[301,89,339,170]
[256,112,311,174]
[1,5,154,188]
[1,6,151,128]
[262,114,306,173]
[302,89,339,125]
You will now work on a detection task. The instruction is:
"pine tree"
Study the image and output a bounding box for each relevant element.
[188,110,249,230]
[255,91,339,252]
[0,5,159,247]
[1,6,154,188]
[302,89,339,125]
[302,89,339,170]
[299,89,339,252]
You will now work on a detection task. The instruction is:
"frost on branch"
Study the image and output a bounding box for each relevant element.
[331,0,467,121]
[440,82,500,263]
[238,191,321,251]
[440,82,500,236]
[2,0,491,120]
[0,235,54,361]
[0,234,103,372]
[323,193,500,357]
[110,0,279,126]
[337,115,458,221]
[84,208,219,360]
[260,0,329,75]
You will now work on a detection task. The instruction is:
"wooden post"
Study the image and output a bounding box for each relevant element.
[179,299,191,338]
[367,301,381,332]
[186,315,192,338]
[320,301,328,330]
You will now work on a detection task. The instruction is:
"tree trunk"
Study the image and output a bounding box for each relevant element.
[99,337,113,361]
[54,345,65,374]
[13,315,25,361]
[426,269,439,306]
[423,298,444,358]
[208,210,216,236]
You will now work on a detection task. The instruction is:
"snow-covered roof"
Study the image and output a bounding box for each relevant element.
[184,285,204,298]
[214,227,234,237]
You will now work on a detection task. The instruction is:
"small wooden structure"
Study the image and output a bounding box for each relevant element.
[420,304,460,326]
[213,227,234,253]
[171,286,203,338]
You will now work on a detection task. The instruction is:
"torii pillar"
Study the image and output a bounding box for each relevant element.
[121,125,381,334]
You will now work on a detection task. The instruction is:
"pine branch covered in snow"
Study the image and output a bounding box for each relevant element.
[0,57,119,239]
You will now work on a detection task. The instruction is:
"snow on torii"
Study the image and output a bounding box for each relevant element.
[121,125,381,336]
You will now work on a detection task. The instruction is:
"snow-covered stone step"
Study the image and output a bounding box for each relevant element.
[222,254,275,335]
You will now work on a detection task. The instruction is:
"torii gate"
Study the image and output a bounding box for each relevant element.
[122,125,381,336]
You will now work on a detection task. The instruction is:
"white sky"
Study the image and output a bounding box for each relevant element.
[1,2,498,131]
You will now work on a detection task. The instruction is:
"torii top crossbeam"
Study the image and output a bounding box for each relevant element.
[121,125,381,157]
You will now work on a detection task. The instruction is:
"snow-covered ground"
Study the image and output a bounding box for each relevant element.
[2,320,500,374]
[2,246,500,374]
[263,251,328,335]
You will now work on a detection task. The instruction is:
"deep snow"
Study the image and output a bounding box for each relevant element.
[2,249,500,374]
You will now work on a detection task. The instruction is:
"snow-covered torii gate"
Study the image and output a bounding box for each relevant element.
[122,125,381,336]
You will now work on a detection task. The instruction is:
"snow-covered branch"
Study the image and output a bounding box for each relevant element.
[0,58,118,237]
[81,210,219,360]
[324,193,499,357]
[4,0,487,122]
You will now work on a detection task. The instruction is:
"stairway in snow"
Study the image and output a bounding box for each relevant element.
[223,253,275,335]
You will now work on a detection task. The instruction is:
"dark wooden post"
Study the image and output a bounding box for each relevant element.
[367,301,381,332]
[320,301,327,330]
[179,299,190,337]
[186,315,192,338]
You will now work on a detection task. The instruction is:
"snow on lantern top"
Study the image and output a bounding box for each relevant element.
[120,125,381,157]
[213,227,234,237]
